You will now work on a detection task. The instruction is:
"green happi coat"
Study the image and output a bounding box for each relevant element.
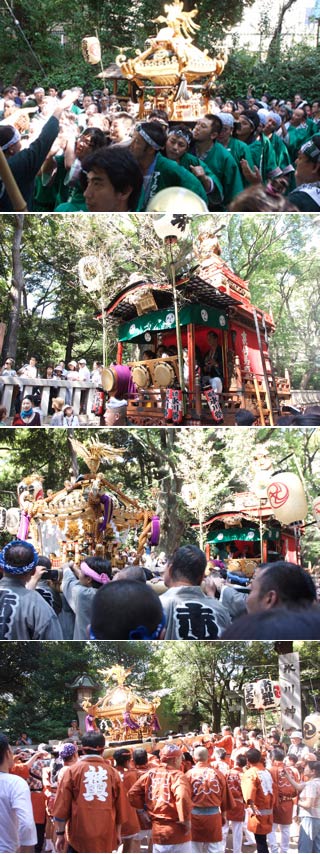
[136,152,208,211]
[179,151,224,209]
[249,135,281,183]
[268,132,295,191]
[227,137,255,187]
[195,141,243,205]
[286,124,312,163]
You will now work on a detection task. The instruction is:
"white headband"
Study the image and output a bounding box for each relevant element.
[1,128,21,151]
[136,125,163,150]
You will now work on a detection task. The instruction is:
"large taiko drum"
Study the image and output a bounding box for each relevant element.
[153,360,175,388]
[132,364,151,388]
[81,37,101,64]
[101,366,118,394]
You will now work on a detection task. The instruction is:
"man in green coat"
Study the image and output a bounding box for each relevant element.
[216,112,256,187]
[164,125,224,209]
[129,121,208,210]
[191,113,244,205]
[234,110,282,185]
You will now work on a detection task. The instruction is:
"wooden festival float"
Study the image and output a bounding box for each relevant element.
[199,445,304,581]
[81,665,162,745]
[11,438,160,564]
[97,229,291,426]
[114,0,228,119]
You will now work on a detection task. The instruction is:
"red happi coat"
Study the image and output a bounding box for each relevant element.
[54,755,126,853]
[186,761,234,842]
[241,763,274,835]
[128,762,192,845]
[271,763,300,825]
[226,768,245,822]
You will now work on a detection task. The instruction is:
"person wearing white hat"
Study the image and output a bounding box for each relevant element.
[62,404,79,427]
[258,110,295,191]
[78,359,90,382]
[288,731,305,758]
[104,397,128,426]
[216,111,256,186]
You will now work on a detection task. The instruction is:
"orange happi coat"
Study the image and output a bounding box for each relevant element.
[118,768,141,837]
[54,755,126,853]
[186,761,234,843]
[241,762,274,835]
[128,762,192,845]
[212,734,234,760]
[271,763,300,825]
[226,768,245,822]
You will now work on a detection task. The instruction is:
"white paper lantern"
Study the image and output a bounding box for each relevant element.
[303,713,320,748]
[267,472,307,524]
[6,507,21,535]
[81,37,101,65]
[312,496,320,528]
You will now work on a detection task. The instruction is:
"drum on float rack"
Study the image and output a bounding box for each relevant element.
[101,366,118,394]
[131,364,151,388]
[153,360,175,388]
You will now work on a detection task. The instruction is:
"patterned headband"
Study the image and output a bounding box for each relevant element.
[167,128,191,145]
[1,128,21,151]
[300,139,320,163]
[0,539,38,575]
[135,124,163,150]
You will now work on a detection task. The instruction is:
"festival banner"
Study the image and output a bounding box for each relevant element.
[278,652,302,732]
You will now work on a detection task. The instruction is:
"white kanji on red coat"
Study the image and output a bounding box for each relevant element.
[83,765,108,801]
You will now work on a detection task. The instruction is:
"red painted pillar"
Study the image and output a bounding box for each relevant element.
[187,324,195,395]
[116,342,123,365]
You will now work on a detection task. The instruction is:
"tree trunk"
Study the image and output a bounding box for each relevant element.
[67,432,79,479]
[267,0,299,61]
[299,368,314,389]
[157,472,185,554]
[2,214,25,361]
[65,320,77,365]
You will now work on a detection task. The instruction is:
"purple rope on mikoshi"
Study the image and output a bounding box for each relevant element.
[17,511,31,541]
[112,364,137,399]
[123,711,140,730]
[98,494,114,533]
[85,715,96,732]
[149,515,160,546]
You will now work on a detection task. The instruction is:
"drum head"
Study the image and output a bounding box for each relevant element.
[153,360,175,387]
[101,366,117,392]
[132,364,151,388]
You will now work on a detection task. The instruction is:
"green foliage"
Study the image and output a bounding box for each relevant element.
[0,641,153,741]
[1,640,320,739]
[219,43,320,102]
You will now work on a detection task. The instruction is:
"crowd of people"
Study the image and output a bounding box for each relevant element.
[1,721,320,853]
[0,84,320,211]
[1,540,319,641]
[0,355,104,426]
[1,348,319,427]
